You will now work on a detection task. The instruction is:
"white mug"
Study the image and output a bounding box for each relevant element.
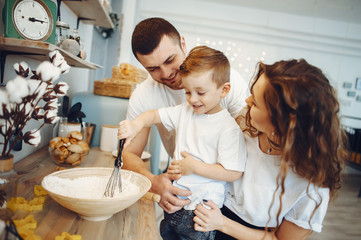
[100,124,118,152]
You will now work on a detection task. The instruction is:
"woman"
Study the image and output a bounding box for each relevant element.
[193,59,348,240]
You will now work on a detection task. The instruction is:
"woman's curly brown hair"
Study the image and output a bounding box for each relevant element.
[243,59,348,231]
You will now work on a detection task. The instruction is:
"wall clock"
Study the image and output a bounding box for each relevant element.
[3,0,57,44]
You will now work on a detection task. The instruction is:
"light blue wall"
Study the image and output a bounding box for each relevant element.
[0,1,123,163]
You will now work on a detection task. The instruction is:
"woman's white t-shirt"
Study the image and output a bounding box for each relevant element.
[224,134,330,232]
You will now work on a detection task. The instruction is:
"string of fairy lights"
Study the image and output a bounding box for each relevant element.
[193,37,267,82]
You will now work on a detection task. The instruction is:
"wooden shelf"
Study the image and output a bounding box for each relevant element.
[0,37,101,69]
[63,0,115,29]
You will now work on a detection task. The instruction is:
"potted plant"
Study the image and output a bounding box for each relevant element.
[0,50,70,208]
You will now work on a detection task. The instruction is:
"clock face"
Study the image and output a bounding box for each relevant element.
[12,0,54,41]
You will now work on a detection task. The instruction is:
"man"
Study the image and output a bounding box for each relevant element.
[123,17,248,213]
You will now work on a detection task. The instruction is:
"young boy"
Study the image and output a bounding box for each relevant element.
[118,46,246,240]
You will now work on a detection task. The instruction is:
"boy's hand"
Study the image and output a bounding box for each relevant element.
[167,161,182,180]
[167,152,197,176]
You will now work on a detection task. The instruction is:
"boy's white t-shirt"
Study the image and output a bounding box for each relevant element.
[159,103,247,210]
[126,68,249,157]
[224,134,330,232]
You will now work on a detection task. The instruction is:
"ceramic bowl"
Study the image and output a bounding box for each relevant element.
[41,167,151,221]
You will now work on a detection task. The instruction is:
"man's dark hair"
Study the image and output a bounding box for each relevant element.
[131,18,181,59]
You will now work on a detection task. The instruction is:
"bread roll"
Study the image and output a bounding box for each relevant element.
[69,131,83,141]
[76,140,89,153]
[68,144,83,153]
[66,153,80,164]
[49,137,62,149]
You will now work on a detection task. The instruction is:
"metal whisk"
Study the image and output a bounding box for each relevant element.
[104,138,126,198]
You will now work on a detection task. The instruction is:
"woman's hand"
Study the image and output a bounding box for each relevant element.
[193,200,224,232]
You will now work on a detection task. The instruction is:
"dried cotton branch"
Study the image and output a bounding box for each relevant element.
[0,51,70,158]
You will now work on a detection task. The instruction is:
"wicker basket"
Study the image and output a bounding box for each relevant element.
[94,63,148,98]
[112,66,148,83]
[93,80,136,98]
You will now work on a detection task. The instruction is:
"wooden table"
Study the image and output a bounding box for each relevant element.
[13,147,159,240]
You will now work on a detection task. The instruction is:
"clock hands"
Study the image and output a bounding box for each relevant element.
[28,17,48,24]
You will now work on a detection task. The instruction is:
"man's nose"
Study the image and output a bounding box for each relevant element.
[160,65,174,79]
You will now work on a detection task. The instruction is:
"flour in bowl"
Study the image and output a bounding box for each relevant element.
[43,174,140,199]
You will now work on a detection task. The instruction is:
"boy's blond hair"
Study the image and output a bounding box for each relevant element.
[179,46,230,88]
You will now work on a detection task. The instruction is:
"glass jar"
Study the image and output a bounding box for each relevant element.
[0,155,20,240]
[0,155,17,212]
[55,21,70,46]
[0,170,17,209]
[70,29,86,59]
[70,28,80,44]
[58,117,69,137]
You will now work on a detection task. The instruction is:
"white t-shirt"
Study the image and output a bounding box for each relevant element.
[126,68,249,157]
[224,134,330,232]
[158,103,247,210]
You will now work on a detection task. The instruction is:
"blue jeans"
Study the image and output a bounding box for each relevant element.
[160,208,216,240]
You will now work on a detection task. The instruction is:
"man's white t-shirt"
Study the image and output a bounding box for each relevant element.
[126,68,249,157]
[158,103,247,210]
[225,134,330,232]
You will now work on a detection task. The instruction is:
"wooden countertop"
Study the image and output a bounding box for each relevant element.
[13,147,158,240]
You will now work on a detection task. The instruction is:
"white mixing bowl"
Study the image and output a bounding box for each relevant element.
[41,167,151,221]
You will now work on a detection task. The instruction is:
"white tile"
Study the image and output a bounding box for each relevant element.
[279,47,313,62]
[314,18,348,38]
[268,12,314,34]
[309,52,342,87]
[347,22,361,40]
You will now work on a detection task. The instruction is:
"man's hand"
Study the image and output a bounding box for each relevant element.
[150,172,191,213]
[118,120,141,147]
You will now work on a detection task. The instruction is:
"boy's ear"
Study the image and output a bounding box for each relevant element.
[221,82,231,98]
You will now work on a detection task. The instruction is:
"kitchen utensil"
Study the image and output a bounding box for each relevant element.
[104,138,126,197]
[142,192,161,202]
